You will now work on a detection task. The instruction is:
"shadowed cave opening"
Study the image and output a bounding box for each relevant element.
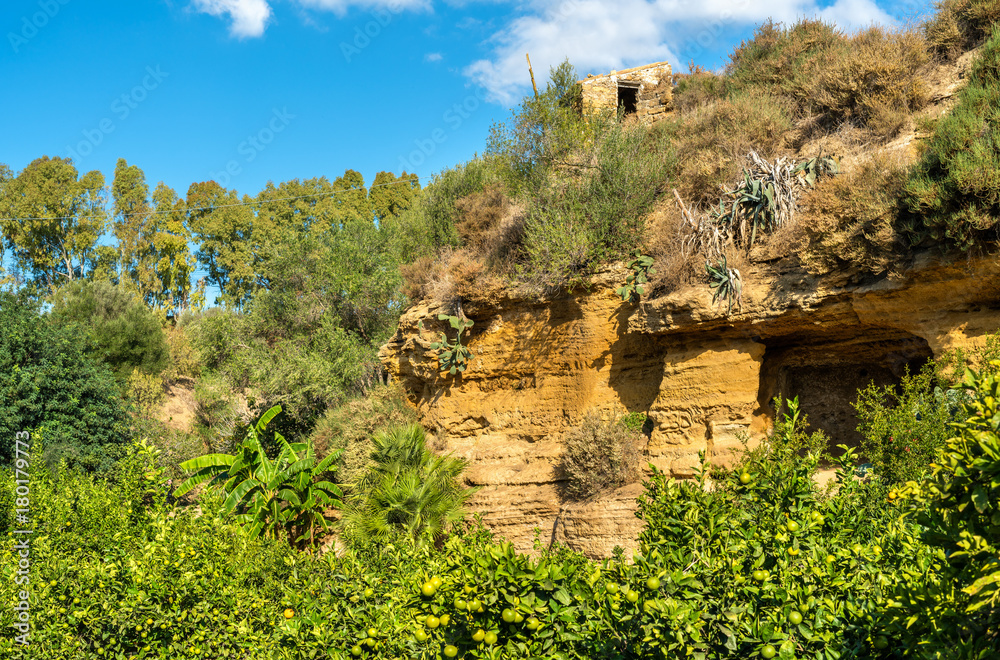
[755,328,933,454]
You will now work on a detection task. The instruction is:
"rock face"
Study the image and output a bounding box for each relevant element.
[379,253,1000,558]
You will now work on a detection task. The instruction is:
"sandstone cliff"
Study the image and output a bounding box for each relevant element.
[380,251,1000,558]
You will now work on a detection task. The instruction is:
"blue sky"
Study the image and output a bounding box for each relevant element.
[1,0,934,200]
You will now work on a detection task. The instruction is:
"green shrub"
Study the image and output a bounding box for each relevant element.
[0,289,132,472]
[878,363,1000,656]
[307,382,417,482]
[522,122,670,285]
[47,279,170,380]
[163,323,201,383]
[3,389,994,660]
[126,367,165,417]
[903,27,1000,249]
[935,331,1000,385]
[188,224,406,438]
[854,362,961,485]
[486,59,593,196]
[561,410,644,500]
[422,159,500,249]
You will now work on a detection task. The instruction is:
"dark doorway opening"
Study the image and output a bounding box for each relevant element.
[754,329,933,455]
[617,83,639,115]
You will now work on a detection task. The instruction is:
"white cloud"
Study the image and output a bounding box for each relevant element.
[425,52,444,61]
[192,0,431,35]
[294,0,430,18]
[192,0,272,38]
[465,0,897,104]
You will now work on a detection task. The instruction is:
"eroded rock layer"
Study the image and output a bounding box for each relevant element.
[379,253,1000,557]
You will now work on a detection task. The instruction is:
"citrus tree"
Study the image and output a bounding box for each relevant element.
[877,363,1000,657]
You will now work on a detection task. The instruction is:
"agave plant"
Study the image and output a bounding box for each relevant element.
[429,313,475,375]
[715,152,801,250]
[715,170,779,249]
[706,255,743,315]
[174,405,342,550]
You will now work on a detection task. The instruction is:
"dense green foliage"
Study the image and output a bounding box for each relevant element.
[521,122,671,285]
[903,26,1000,249]
[188,218,415,438]
[875,363,1000,657]
[854,363,962,484]
[8,372,1000,658]
[421,160,500,250]
[0,290,131,471]
[486,59,591,196]
[48,279,170,381]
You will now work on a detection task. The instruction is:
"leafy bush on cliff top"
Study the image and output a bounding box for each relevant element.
[522,121,671,286]
[903,25,1000,250]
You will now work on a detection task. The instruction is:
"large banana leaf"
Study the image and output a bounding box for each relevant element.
[173,454,237,497]
[222,477,262,515]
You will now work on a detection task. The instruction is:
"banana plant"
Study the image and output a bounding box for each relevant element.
[617,252,656,302]
[174,405,342,550]
[429,314,475,375]
[705,255,743,315]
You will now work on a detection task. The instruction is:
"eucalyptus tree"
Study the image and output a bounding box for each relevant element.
[0,156,107,291]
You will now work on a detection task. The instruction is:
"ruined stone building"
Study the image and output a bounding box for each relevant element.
[578,61,673,122]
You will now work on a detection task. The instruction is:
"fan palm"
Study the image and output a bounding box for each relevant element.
[341,424,475,548]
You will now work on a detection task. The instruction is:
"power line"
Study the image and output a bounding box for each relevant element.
[0,175,424,223]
